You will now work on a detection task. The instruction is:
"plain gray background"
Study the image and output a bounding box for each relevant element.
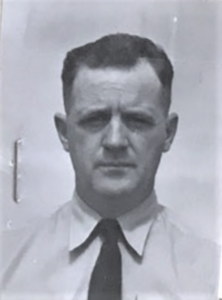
[0,0,222,294]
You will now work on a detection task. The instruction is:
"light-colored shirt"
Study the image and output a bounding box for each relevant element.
[0,191,220,300]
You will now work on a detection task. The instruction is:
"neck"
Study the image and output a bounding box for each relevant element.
[76,187,153,218]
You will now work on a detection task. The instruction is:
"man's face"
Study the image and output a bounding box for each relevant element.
[55,61,178,211]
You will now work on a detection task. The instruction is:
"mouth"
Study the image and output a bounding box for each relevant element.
[95,162,136,178]
[96,162,136,169]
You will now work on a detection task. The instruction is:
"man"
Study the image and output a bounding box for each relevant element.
[1,33,220,300]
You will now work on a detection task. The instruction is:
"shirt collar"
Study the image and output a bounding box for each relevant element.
[69,190,162,257]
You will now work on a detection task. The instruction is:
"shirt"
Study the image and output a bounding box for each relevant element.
[0,191,220,300]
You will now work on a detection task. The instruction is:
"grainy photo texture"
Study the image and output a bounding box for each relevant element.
[0,1,221,300]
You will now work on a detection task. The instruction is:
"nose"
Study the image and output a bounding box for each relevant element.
[102,116,128,152]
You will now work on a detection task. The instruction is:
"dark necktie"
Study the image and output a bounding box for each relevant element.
[87,219,122,300]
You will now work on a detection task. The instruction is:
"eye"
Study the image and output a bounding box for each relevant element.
[123,113,155,131]
[78,112,110,131]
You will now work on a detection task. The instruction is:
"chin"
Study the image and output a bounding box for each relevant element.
[93,180,135,199]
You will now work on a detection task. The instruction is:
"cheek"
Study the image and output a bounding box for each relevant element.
[68,129,101,162]
[133,130,166,155]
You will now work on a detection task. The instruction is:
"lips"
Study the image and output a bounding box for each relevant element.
[96,162,136,168]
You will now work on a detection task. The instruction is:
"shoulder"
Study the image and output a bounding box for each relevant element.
[1,200,72,240]
[160,206,220,252]
[0,201,72,278]
[159,206,221,296]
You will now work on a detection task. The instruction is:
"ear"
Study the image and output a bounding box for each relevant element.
[54,113,69,152]
[163,113,179,152]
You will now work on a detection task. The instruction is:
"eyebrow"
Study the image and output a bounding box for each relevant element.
[75,107,111,117]
[122,107,157,117]
[74,106,158,121]
[122,111,157,123]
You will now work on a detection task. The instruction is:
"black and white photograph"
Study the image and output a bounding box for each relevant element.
[0,0,222,299]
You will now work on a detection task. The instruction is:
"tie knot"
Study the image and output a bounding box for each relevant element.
[97,219,121,244]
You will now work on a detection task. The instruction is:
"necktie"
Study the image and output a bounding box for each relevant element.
[88,219,122,300]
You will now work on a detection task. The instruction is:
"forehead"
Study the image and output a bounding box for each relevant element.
[70,61,162,112]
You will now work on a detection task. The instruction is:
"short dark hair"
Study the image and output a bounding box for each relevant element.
[61,33,174,113]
